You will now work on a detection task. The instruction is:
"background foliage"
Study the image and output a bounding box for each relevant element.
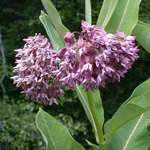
[0,0,150,149]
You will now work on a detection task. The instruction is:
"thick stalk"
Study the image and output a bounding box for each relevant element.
[87,89,105,150]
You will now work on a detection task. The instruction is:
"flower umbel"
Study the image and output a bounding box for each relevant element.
[11,21,139,105]
[11,33,63,105]
[55,21,139,91]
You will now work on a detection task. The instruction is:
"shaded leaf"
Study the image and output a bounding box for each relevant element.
[132,21,150,53]
[41,0,69,41]
[36,108,85,150]
[39,11,65,50]
[96,0,118,28]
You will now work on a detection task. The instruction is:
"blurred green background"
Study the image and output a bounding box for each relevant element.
[0,0,150,149]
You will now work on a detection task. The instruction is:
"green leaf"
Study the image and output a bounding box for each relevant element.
[39,11,65,50]
[36,108,85,150]
[104,78,150,140]
[105,0,142,35]
[104,104,150,139]
[41,0,69,41]
[138,20,150,29]
[106,112,150,150]
[75,85,104,143]
[85,0,92,25]
[132,22,150,53]
[96,0,118,28]
[118,78,150,110]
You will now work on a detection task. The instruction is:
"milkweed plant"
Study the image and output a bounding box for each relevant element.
[11,0,150,149]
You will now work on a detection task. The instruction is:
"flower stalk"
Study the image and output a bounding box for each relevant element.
[87,89,105,150]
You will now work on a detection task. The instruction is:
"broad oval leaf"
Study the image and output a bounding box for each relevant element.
[41,0,69,41]
[132,22,150,54]
[105,0,141,35]
[104,78,150,140]
[75,85,104,143]
[39,11,65,50]
[36,108,85,150]
[85,0,92,25]
[106,112,150,150]
[96,0,118,28]
[104,103,150,140]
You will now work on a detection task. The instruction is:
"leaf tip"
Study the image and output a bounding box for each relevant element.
[39,107,42,111]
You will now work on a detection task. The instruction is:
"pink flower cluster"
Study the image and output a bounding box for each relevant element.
[11,21,139,105]
[54,21,139,91]
[11,34,64,105]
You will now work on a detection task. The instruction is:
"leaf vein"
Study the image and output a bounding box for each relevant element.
[42,111,57,150]
[117,0,130,31]
[123,113,144,150]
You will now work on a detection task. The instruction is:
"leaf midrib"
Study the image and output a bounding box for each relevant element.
[117,0,130,31]
[105,104,150,139]
[41,111,57,150]
[123,114,144,150]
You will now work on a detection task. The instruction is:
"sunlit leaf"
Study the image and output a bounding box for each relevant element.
[97,0,118,28]
[41,0,69,41]
[104,79,150,140]
[105,0,141,35]
[138,20,150,29]
[117,78,150,112]
[39,11,65,50]
[106,112,150,150]
[85,0,92,25]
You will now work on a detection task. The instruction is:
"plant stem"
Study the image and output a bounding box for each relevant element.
[87,89,105,150]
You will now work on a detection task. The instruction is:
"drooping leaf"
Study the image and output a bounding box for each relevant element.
[106,112,150,150]
[104,78,150,140]
[41,0,69,41]
[75,85,104,143]
[36,108,85,150]
[39,11,65,50]
[132,21,150,53]
[105,0,142,35]
[85,0,92,25]
[86,140,99,150]
[96,0,118,28]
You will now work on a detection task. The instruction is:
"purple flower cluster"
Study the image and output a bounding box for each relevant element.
[54,21,139,91]
[11,34,64,105]
[11,21,139,105]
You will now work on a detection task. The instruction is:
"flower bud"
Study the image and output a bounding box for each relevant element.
[64,32,74,42]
